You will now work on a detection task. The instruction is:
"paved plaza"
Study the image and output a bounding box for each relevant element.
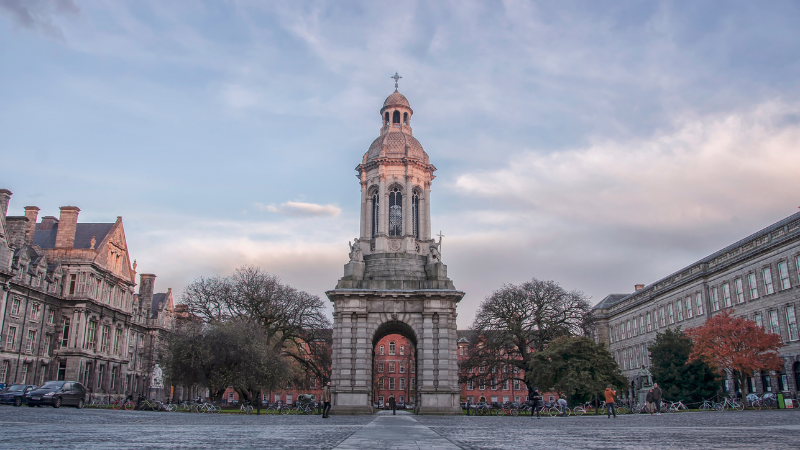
[0,406,798,449]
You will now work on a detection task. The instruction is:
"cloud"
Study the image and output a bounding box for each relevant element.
[255,201,342,217]
[0,0,79,39]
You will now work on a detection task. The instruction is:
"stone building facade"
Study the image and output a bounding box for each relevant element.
[593,211,800,398]
[327,84,465,414]
[0,189,174,399]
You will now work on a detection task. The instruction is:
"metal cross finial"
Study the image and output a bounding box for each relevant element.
[391,72,402,91]
[436,230,445,251]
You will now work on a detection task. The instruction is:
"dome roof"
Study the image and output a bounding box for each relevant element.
[383,91,410,109]
[365,132,429,164]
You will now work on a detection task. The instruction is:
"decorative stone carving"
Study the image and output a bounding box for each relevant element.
[348,238,363,262]
[388,239,402,252]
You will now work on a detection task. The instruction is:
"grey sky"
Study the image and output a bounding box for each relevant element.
[2,1,799,327]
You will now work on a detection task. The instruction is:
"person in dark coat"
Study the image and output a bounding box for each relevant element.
[529,388,542,419]
[646,388,655,415]
[652,383,663,415]
[321,381,332,418]
[388,395,396,415]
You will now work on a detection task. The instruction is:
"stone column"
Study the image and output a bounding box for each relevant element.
[424,187,432,240]
[366,196,374,239]
[403,177,412,237]
[379,177,388,235]
[359,185,367,239]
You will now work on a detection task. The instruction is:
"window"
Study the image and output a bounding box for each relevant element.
[695,293,704,315]
[31,303,41,320]
[412,192,419,238]
[748,273,759,299]
[410,377,415,387]
[667,303,674,324]
[69,274,77,295]
[639,315,645,334]
[43,335,51,355]
[392,110,400,124]
[641,343,648,365]
[763,267,774,295]
[110,366,117,390]
[459,346,464,356]
[676,301,684,321]
[399,345,404,355]
[378,362,384,373]
[286,394,292,404]
[113,328,122,355]
[0,360,8,383]
[100,325,110,352]
[388,187,402,237]
[503,380,510,390]
[10,298,20,316]
[491,378,498,390]
[626,320,631,338]
[685,297,693,319]
[753,312,763,328]
[479,365,485,374]
[400,362,406,373]
[372,193,379,237]
[399,378,405,390]
[98,365,106,391]
[388,378,395,390]
[467,380,474,390]
[20,363,29,384]
[779,373,788,392]
[514,379,521,390]
[734,278,744,304]
[762,372,772,392]
[646,313,652,331]
[632,317,638,336]
[6,326,17,350]
[478,379,485,391]
[710,287,720,311]
[785,306,799,341]
[410,364,415,374]
[86,321,97,350]
[25,330,36,354]
[379,345,384,355]
[274,394,281,403]
[769,310,781,338]
[659,307,666,327]
[389,341,395,355]
[61,318,70,348]
[389,362,395,373]
[722,283,732,308]
[57,361,67,381]
[47,309,55,325]
[778,261,791,290]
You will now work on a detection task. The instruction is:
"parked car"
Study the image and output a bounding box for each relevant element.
[25,381,87,408]
[0,384,37,406]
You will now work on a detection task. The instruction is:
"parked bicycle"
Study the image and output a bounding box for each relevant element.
[112,396,136,411]
[239,400,254,415]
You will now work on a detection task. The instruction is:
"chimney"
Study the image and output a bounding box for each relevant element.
[24,206,40,246]
[40,216,58,230]
[635,284,645,291]
[0,189,11,217]
[139,273,156,311]
[55,206,80,249]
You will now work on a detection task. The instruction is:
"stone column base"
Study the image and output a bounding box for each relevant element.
[331,392,374,415]
[416,392,462,415]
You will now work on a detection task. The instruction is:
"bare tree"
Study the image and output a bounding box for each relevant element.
[181,266,332,384]
[459,278,593,390]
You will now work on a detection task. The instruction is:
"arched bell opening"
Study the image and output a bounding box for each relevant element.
[392,110,401,124]
[371,321,418,413]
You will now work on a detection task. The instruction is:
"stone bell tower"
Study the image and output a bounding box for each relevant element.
[327,75,464,414]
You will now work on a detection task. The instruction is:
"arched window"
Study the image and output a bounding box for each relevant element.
[392,110,400,124]
[389,341,396,355]
[412,192,419,238]
[389,187,402,237]
[372,192,380,237]
[384,112,390,126]
[403,112,408,125]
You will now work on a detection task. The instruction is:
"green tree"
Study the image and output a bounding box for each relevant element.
[526,336,626,405]
[648,328,720,403]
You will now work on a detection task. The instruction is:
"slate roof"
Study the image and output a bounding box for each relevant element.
[33,222,115,249]
[592,294,629,311]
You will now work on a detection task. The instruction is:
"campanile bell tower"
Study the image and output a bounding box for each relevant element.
[327,75,464,415]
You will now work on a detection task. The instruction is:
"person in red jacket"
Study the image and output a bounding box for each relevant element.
[604,386,617,418]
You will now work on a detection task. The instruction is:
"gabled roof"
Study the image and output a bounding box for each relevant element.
[592,294,629,311]
[33,223,115,249]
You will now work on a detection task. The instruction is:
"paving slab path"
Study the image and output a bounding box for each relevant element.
[333,415,459,450]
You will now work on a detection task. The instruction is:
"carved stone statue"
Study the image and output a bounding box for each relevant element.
[348,238,363,262]
[638,365,653,388]
[151,364,164,389]
[429,240,441,262]
[89,236,96,250]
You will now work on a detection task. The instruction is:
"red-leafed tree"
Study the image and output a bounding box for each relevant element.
[685,310,784,395]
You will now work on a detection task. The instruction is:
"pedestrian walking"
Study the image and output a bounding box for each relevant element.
[529,388,542,419]
[557,397,568,417]
[388,394,396,415]
[646,388,655,415]
[604,385,617,418]
[652,383,662,415]
[321,381,332,418]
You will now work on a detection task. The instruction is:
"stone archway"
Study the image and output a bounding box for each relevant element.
[371,320,418,411]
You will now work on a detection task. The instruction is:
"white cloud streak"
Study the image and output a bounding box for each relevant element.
[255,201,342,217]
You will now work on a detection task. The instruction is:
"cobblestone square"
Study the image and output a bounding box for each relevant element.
[0,406,798,449]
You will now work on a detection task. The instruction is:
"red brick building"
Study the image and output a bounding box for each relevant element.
[373,334,416,406]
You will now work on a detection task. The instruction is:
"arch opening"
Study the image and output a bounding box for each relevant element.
[392,110,401,124]
[372,321,418,412]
